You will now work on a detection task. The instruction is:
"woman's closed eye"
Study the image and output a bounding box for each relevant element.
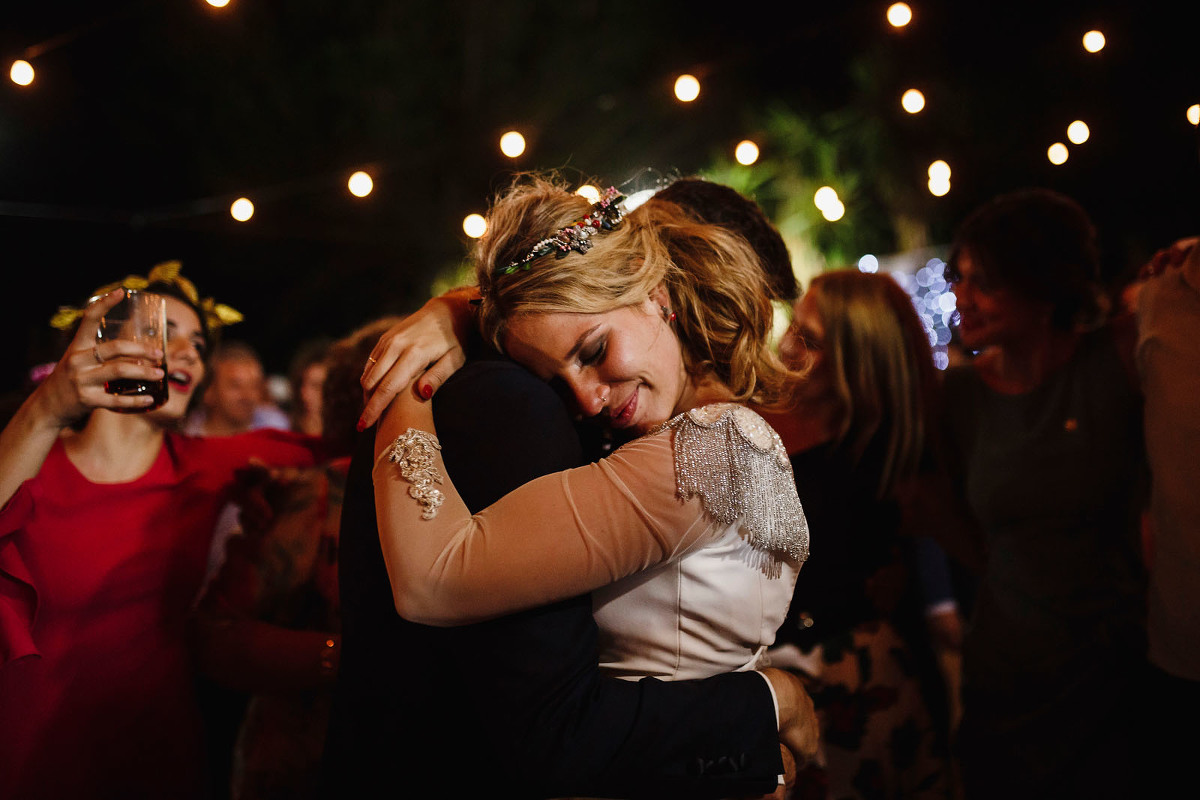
[579,339,606,367]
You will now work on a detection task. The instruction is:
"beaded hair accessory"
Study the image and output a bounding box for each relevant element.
[499,186,627,275]
[49,260,243,331]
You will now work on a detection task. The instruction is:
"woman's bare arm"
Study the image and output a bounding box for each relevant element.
[0,290,164,507]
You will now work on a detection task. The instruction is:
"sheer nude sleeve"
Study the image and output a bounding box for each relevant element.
[374,387,808,626]
[374,407,719,626]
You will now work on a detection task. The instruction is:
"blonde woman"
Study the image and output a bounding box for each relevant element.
[761,270,956,800]
[357,174,819,776]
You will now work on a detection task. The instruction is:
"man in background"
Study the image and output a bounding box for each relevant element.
[185,341,288,437]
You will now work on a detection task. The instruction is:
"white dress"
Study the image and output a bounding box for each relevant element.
[594,404,806,680]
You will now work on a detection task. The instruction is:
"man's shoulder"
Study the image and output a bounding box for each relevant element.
[437,356,570,436]
[442,356,546,393]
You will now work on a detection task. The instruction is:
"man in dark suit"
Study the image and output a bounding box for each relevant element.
[322,349,812,798]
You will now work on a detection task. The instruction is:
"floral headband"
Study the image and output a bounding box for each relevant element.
[49,260,243,332]
[498,186,626,275]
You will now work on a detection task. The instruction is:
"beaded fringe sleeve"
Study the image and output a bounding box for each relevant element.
[380,428,445,519]
[647,404,809,572]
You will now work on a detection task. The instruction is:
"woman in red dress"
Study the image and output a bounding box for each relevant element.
[0,263,318,799]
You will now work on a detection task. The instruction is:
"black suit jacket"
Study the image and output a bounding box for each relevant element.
[322,354,782,798]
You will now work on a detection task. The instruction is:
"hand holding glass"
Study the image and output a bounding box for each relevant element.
[97,290,168,412]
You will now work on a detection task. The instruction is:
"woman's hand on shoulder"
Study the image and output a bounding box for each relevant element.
[36,289,165,425]
[358,287,480,430]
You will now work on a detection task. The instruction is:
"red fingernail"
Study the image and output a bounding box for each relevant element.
[420,384,433,399]
[356,419,367,432]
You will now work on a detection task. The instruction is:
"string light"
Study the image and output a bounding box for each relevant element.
[230,197,254,221]
[462,213,487,238]
[901,88,925,114]
[1067,120,1090,144]
[674,74,700,102]
[734,140,759,165]
[814,186,839,212]
[886,3,912,28]
[347,171,373,197]
[1047,142,1069,165]
[499,131,526,158]
[3,8,1188,256]
[10,60,34,86]
[574,185,601,202]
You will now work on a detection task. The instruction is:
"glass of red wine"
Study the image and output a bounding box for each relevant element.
[97,290,169,412]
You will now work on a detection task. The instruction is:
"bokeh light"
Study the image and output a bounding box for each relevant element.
[858,254,879,274]
[901,88,925,114]
[10,60,33,86]
[735,140,759,165]
[347,171,373,197]
[230,198,254,221]
[1082,30,1106,53]
[463,213,487,238]
[205,0,231,7]
[927,160,951,182]
[499,131,526,158]
[1188,104,1200,126]
[1067,120,1090,144]
[813,186,839,212]
[575,184,601,202]
[820,200,845,222]
[886,3,912,28]
[928,178,950,197]
[893,258,955,370]
[674,74,700,102]
[1048,142,1069,165]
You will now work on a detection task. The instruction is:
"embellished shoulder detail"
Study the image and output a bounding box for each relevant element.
[647,403,809,564]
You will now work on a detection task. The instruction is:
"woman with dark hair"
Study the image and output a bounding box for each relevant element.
[762,269,955,800]
[191,315,403,800]
[939,188,1147,799]
[0,262,319,799]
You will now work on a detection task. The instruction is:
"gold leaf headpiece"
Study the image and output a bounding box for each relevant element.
[49,260,243,332]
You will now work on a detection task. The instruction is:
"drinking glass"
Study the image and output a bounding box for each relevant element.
[97,289,168,412]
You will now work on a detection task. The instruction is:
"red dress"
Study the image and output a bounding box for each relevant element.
[0,430,316,799]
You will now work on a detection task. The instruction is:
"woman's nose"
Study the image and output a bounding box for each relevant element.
[570,380,610,417]
[170,339,201,365]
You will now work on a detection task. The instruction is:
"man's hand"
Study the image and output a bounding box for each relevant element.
[761,667,820,765]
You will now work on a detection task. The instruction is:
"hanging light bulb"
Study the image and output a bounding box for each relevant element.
[230,198,254,221]
[348,171,373,197]
[10,60,34,86]
[674,74,700,102]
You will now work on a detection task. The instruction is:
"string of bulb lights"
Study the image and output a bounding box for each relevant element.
[5,2,1199,239]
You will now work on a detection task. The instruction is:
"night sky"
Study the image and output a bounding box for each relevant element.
[3,0,1198,396]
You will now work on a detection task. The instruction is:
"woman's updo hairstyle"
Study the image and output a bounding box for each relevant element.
[473,173,793,405]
